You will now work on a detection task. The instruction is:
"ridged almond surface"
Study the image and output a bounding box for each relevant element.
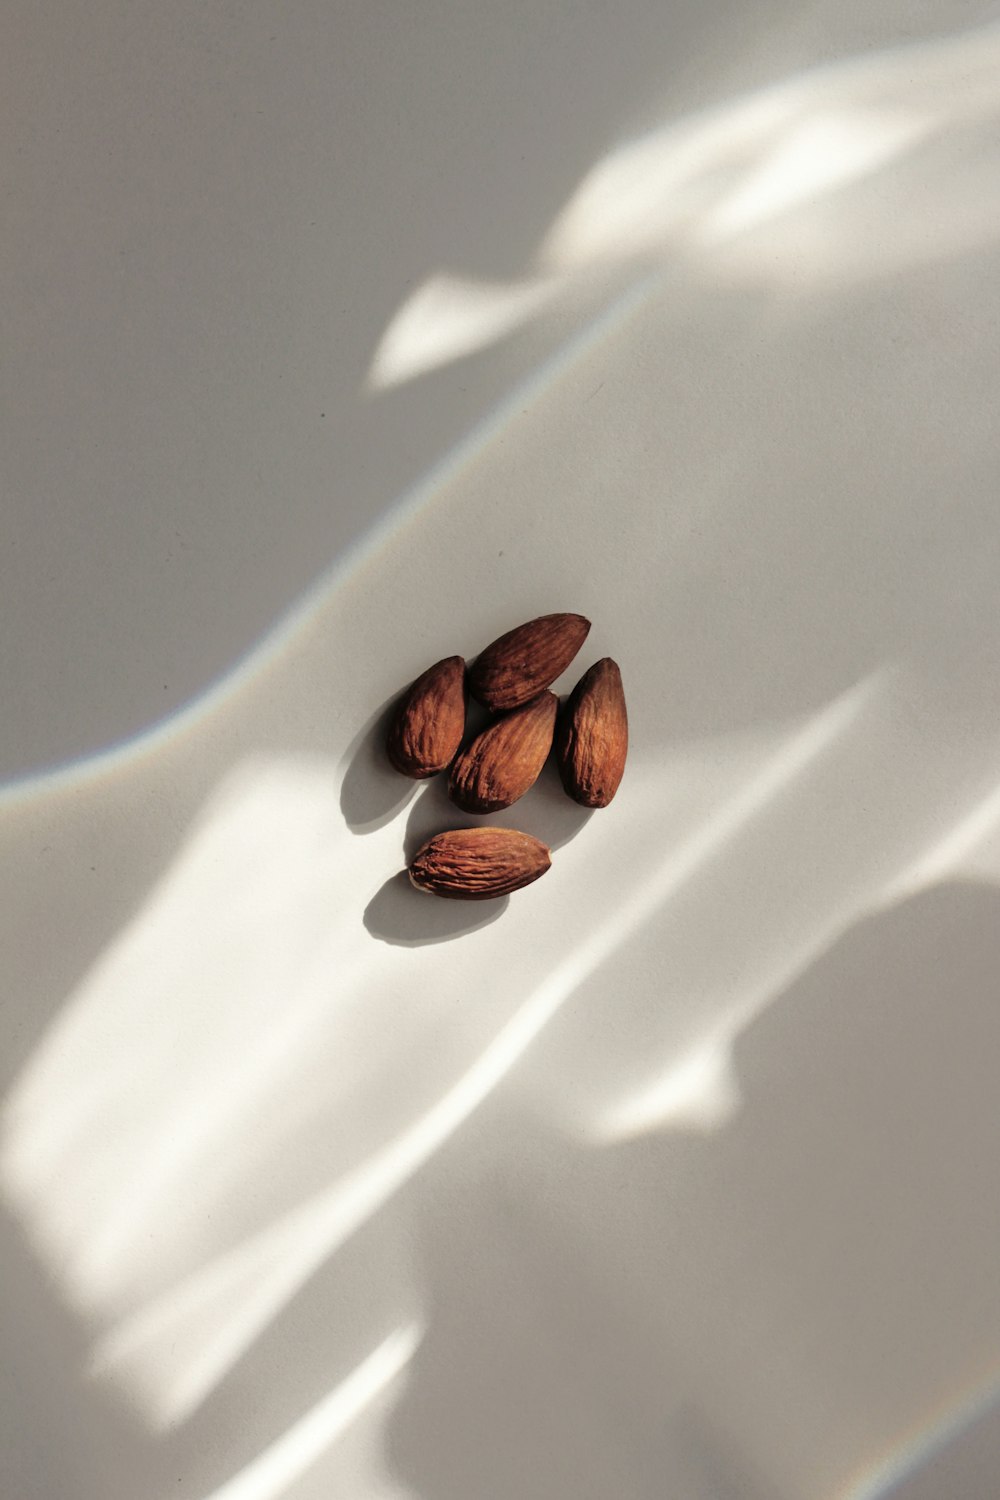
[449,692,557,812]
[409,827,551,900]
[387,656,467,778]
[556,657,628,807]
[468,613,590,711]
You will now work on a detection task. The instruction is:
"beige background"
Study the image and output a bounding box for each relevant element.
[3,3,1000,1497]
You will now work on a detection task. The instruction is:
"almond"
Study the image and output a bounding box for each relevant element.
[387,656,467,778]
[556,657,628,807]
[449,691,557,813]
[409,827,551,900]
[468,613,591,711]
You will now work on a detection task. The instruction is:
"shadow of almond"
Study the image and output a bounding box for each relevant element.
[402,755,594,863]
[364,870,509,946]
[339,693,420,833]
[519,755,595,849]
[403,777,491,863]
[341,688,496,836]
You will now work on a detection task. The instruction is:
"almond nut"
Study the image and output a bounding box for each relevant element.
[556,657,628,807]
[387,656,467,778]
[409,827,551,899]
[468,613,590,711]
[449,691,557,813]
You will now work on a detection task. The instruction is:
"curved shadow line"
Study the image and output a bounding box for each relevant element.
[0,273,660,810]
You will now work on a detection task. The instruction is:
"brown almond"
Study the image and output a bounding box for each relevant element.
[449,691,557,813]
[468,613,591,711]
[409,827,551,900]
[556,657,628,807]
[387,656,467,778]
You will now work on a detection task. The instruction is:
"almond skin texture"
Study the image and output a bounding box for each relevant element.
[409,827,551,900]
[557,657,628,807]
[449,691,558,813]
[468,613,591,711]
[387,656,467,778]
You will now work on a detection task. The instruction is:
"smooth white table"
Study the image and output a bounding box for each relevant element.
[4,5,1000,1497]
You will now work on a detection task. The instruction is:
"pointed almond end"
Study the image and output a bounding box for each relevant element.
[448,690,558,812]
[469,613,592,710]
[387,655,468,777]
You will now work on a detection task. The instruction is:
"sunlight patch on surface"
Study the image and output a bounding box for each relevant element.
[86,1188,415,1428]
[588,896,869,1147]
[701,109,931,243]
[373,18,1000,384]
[541,18,1000,271]
[598,1036,742,1138]
[66,677,877,1424]
[886,777,1000,901]
[83,945,600,1424]
[367,273,556,390]
[195,1323,420,1500]
[581,673,881,947]
[590,733,1000,1149]
[0,758,381,1320]
[582,677,887,1144]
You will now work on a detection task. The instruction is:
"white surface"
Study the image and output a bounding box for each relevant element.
[4,4,1000,1498]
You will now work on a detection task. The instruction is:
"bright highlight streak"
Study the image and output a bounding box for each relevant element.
[600,1038,742,1139]
[539,93,790,266]
[702,110,931,242]
[375,19,1000,379]
[0,759,376,1314]
[587,677,882,1143]
[887,777,1000,900]
[368,274,557,390]
[196,1323,420,1500]
[568,673,880,958]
